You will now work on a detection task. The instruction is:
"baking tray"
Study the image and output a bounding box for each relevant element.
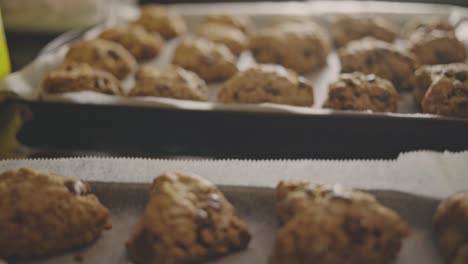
[2,1,468,159]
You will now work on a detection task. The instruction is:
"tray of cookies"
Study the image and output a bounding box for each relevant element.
[0,150,467,263]
[1,1,468,120]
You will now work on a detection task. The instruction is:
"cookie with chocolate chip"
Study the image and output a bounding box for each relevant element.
[325,72,399,112]
[331,15,399,48]
[42,63,122,95]
[172,37,237,82]
[339,37,418,90]
[249,21,331,74]
[126,172,251,264]
[201,14,254,35]
[129,65,208,101]
[415,63,468,118]
[270,181,409,264]
[196,23,248,56]
[218,64,314,106]
[65,39,137,80]
[0,168,111,258]
[434,192,468,264]
[134,4,187,40]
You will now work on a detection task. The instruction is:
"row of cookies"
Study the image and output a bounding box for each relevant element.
[1,168,467,263]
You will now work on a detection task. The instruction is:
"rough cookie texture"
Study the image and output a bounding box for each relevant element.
[402,17,455,38]
[415,63,468,118]
[172,37,237,82]
[65,39,137,80]
[218,64,314,106]
[126,172,251,264]
[325,72,399,112]
[99,24,163,61]
[339,37,418,90]
[201,14,254,35]
[135,4,187,40]
[249,21,331,74]
[434,192,468,264]
[0,168,111,258]
[331,15,399,48]
[196,23,248,56]
[129,65,209,101]
[271,181,409,264]
[42,63,122,95]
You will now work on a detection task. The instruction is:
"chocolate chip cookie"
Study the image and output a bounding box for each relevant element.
[434,192,468,264]
[134,4,187,40]
[196,23,248,56]
[325,72,399,112]
[270,181,409,264]
[172,37,237,82]
[339,37,418,90]
[218,64,314,106]
[98,24,163,61]
[0,168,111,258]
[250,21,330,74]
[201,14,254,35]
[126,172,251,264]
[42,63,122,95]
[415,63,468,118]
[129,65,208,101]
[65,39,137,80]
[331,15,399,48]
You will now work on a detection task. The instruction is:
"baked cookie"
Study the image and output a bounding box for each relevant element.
[0,168,111,258]
[433,192,468,264]
[172,37,237,82]
[270,181,409,264]
[201,14,254,35]
[402,17,455,38]
[98,24,163,61]
[325,72,399,112]
[218,64,314,106]
[134,4,187,40]
[126,172,251,264]
[65,39,137,80]
[42,63,122,95]
[250,21,331,74]
[416,63,468,118]
[339,37,418,90]
[129,65,208,101]
[196,23,248,56]
[331,15,399,48]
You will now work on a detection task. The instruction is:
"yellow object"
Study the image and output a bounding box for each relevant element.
[0,10,10,78]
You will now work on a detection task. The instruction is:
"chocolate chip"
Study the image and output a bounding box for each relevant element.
[156,84,171,96]
[107,50,121,61]
[303,49,313,57]
[12,210,26,224]
[65,180,90,195]
[343,218,368,244]
[455,72,466,82]
[264,85,280,96]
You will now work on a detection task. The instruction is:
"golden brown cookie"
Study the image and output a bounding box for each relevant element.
[325,72,399,112]
[129,65,208,101]
[126,172,251,264]
[98,24,163,61]
[270,181,409,264]
[417,63,468,118]
[331,15,399,48]
[42,63,122,95]
[172,37,237,82]
[201,14,254,35]
[134,4,187,40]
[0,168,111,258]
[196,23,248,56]
[250,21,331,74]
[65,39,137,80]
[339,37,418,90]
[218,64,314,107]
[434,192,468,264]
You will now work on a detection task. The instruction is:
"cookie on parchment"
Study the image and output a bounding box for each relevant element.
[172,37,237,82]
[43,62,122,95]
[201,14,254,35]
[126,172,251,264]
[218,64,314,107]
[135,4,187,40]
[99,24,164,61]
[65,39,137,80]
[129,65,208,101]
[0,168,111,258]
[196,23,248,56]
[325,72,399,112]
